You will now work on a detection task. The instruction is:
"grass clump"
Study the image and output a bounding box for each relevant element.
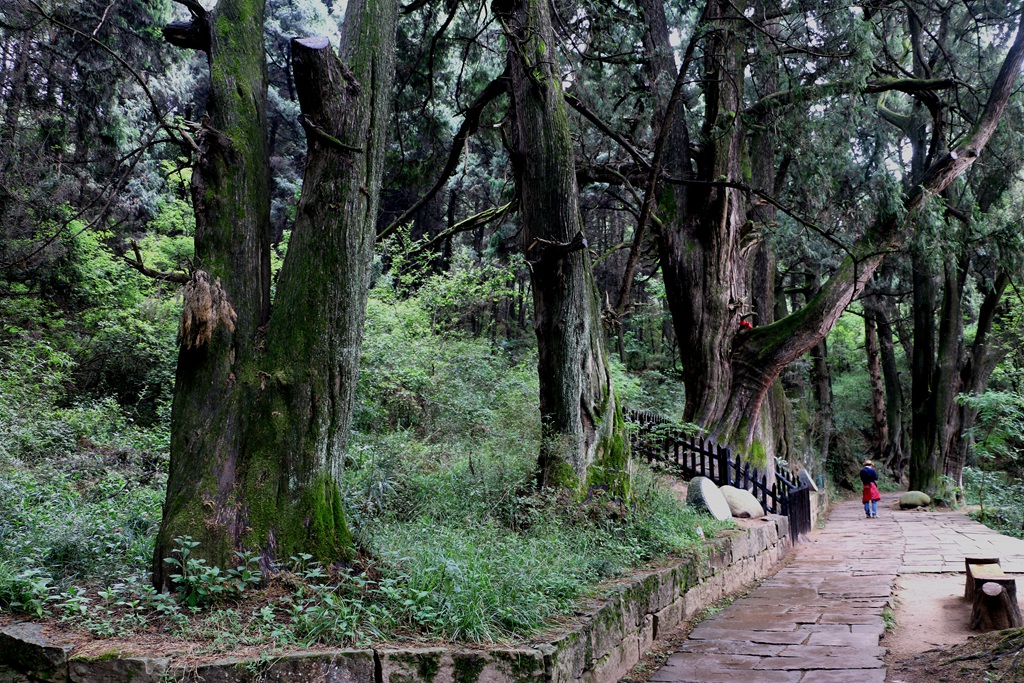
[353,450,729,641]
[963,467,1024,539]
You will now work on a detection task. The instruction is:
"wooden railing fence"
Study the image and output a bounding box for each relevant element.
[625,410,812,544]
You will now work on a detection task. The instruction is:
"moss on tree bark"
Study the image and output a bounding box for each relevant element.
[153,0,398,587]
[500,0,630,497]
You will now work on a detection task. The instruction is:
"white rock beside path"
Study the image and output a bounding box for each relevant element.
[720,485,766,519]
[686,476,733,521]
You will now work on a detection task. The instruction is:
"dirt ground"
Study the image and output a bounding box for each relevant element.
[883,562,1024,682]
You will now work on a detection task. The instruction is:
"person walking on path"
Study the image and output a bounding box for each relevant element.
[861,459,881,518]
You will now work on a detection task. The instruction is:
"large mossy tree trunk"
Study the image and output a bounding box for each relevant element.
[498,0,629,496]
[155,0,272,583]
[154,0,397,588]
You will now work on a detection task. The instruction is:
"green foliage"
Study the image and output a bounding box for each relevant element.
[361,464,726,641]
[607,359,688,419]
[960,391,1024,535]
[959,391,1024,466]
[163,537,263,608]
[964,467,1024,539]
[1,255,729,648]
[355,281,538,437]
[0,466,163,592]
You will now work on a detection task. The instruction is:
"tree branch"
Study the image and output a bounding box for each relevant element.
[298,114,365,153]
[407,200,519,257]
[734,6,1024,401]
[163,0,210,52]
[616,0,709,313]
[564,93,647,168]
[744,77,955,117]
[378,71,509,240]
[123,241,191,284]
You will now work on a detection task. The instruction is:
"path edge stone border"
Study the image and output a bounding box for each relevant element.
[0,517,791,683]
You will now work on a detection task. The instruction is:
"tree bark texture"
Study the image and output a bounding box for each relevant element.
[809,340,833,470]
[499,0,629,495]
[154,0,398,587]
[155,0,272,586]
[970,581,1023,631]
[865,312,888,463]
[652,0,761,448]
[863,285,907,480]
[908,247,940,494]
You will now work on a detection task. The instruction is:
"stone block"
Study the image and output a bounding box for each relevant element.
[638,615,655,654]
[378,648,543,683]
[0,623,74,683]
[899,491,931,509]
[682,580,714,621]
[379,648,449,683]
[0,665,32,683]
[707,538,733,573]
[773,515,790,542]
[722,558,752,595]
[589,593,625,661]
[172,652,375,683]
[654,566,679,612]
[617,578,650,631]
[719,486,766,519]
[478,650,546,683]
[543,628,590,683]
[653,599,684,638]
[720,531,749,563]
[584,632,639,683]
[705,572,726,602]
[686,477,733,521]
[69,657,169,683]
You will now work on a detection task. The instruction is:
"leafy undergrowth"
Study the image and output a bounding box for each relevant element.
[889,628,1024,683]
[964,467,1024,541]
[0,452,726,655]
[0,286,725,655]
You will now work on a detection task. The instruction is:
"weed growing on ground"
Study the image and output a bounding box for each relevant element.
[882,606,896,632]
[964,467,1024,539]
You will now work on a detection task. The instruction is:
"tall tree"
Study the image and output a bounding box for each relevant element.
[153,0,398,586]
[498,0,630,494]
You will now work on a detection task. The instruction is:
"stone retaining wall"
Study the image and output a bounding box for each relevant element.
[0,516,790,683]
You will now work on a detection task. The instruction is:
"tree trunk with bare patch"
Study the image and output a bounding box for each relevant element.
[154,0,397,587]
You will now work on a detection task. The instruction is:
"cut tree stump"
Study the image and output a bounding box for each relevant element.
[965,558,1006,600]
[970,581,1023,631]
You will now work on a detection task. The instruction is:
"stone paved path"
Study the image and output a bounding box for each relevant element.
[648,496,1024,683]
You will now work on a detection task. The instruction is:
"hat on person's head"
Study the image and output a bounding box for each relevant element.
[864,460,874,467]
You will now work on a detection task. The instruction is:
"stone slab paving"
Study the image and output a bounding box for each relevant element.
[649,495,1024,683]
[893,505,1024,572]
[651,500,901,683]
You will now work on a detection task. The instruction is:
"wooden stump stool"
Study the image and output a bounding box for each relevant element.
[970,580,1023,631]
[965,557,1001,599]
